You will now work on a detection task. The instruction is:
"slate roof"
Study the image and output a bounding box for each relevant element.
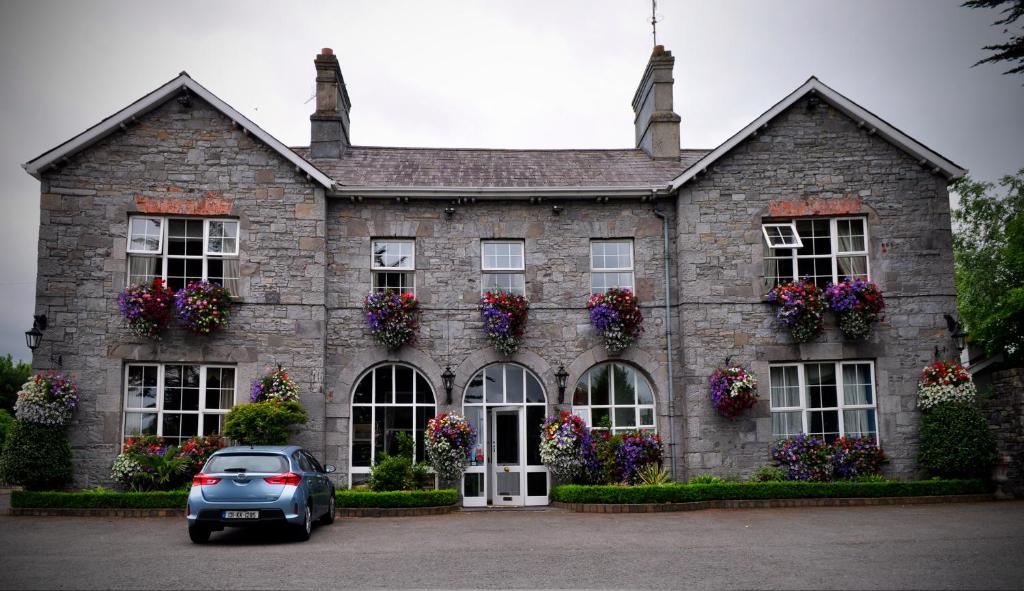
[292,146,710,188]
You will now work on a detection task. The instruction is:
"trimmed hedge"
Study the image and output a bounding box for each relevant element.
[11,490,188,509]
[551,479,990,504]
[336,489,458,508]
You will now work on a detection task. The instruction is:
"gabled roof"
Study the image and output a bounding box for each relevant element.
[669,77,967,190]
[22,73,335,189]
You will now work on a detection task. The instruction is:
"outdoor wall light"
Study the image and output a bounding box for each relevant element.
[555,365,569,404]
[551,204,563,216]
[444,206,456,218]
[441,366,456,405]
[944,314,967,352]
[24,314,61,367]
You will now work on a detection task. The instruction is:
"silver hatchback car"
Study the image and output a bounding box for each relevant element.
[186,445,336,543]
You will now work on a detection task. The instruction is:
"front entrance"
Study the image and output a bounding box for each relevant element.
[461,364,549,507]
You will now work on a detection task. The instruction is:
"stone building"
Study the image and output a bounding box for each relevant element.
[21,46,966,505]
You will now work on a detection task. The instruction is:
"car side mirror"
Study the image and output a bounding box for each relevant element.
[324,464,336,474]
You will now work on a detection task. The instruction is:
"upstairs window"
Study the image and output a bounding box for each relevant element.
[371,239,415,295]
[127,216,240,293]
[591,240,635,294]
[763,217,868,288]
[481,240,525,295]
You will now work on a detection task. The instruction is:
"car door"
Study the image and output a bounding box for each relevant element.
[295,450,327,514]
[303,451,332,509]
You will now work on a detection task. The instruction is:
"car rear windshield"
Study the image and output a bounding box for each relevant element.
[204,454,289,474]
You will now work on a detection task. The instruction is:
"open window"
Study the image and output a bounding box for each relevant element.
[761,222,803,249]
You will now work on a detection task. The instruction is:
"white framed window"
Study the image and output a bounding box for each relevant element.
[764,217,869,288]
[481,240,525,296]
[371,239,415,295]
[761,222,803,249]
[572,362,656,434]
[590,240,635,294]
[350,364,436,486]
[126,216,240,293]
[769,361,878,444]
[122,363,236,446]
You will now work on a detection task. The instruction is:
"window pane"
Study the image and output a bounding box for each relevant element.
[505,365,524,404]
[416,373,434,404]
[843,409,877,438]
[394,366,414,404]
[808,410,840,443]
[373,271,414,294]
[806,364,838,408]
[526,371,545,403]
[772,411,802,439]
[639,407,654,427]
[353,373,373,404]
[796,220,832,256]
[352,406,373,467]
[129,218,162,252]
[482,242,524,270]
[636,376,654,405]
[591,407,610,429]
[527,472,547,497]
[372,241,414,269]
[770,366,801,408]
[837,256,868,281]
[842,364,874,405]
[482,273,525,295]
[613,364,636,405]
[124,412,157,437]
[837,219,866,252]
[464,373,483,403]
[485,365,504,404]
[589,365,610,405]
[591,271,635,293]
[797,256,834,288]
[526,405,545,466]
[375,366,392,404]
[614,407,636,428]
[591,241,632,270]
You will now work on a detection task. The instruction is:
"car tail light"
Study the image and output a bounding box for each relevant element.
[264,472,302,486]
[192,474,221,486]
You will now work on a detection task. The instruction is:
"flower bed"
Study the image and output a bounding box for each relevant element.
[117,278,176,338]
[363,290,419,350]
[550,479,990,504]
[766,280,826,343]
[111,434,224,491]
[587,288,644,354]
[424,412,475,481]
[174,281,232,335]
[335,489,459,508]
[14,372,79,427]
[771,434,886,481]
[824,279,885,339]
[708,366,758,420]
[539,411,588,482]
[250,366,300,403]
[479,291,529,355]
[917,360,977,411]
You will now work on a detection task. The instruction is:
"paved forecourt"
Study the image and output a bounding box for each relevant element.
[1,501,1022,590]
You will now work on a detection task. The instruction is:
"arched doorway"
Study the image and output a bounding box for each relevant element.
[462,363,549,507]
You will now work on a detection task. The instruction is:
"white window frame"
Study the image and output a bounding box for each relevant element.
[571,362,656,434]
[768,360,879,444]
[481,240,526,296]
[121,363,237,443]
[370,239,416,295]
[761,222,803,249]
[590,239,635,294]
[764,217,870,287]
[125,215,240,288]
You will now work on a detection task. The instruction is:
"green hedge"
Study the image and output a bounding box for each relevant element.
[551,479,991,504]
[11,490,188,509]
[336,489,458,508]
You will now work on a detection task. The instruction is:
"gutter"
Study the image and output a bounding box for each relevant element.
[652,196,677,482]
[329,184,672,200]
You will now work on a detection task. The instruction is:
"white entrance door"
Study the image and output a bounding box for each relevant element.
[491,407,522,507]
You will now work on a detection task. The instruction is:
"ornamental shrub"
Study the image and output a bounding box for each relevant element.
[13,371,79,427]
[223,400,308,445]
[708,366,759,420]
[587,288,644,354]
[824,279,885,339]
[917,360,977,411]
[368,454,413,492]
[117,278,176,338]
[174,281,232,335]
[616,431,663,484]
[0,409,13,456]
[175,434,226,473]
[479,291,529,356]
[766,279,826,343]
[918,402,997,479]
[749,465,788,482]
[363,290,420,351]
[0,422,73,490]
[250,366,300,403]
[689,474,726,485]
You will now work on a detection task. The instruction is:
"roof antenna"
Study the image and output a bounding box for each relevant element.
[650,0,659,48]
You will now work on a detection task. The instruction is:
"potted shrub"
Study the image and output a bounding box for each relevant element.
[708,365,759,420]
[766,279,826,343]
[174,281,232,335]
[117,278,175,338]
[13,371,79,427]
[824,278,885,339]
[587,288,644,354]
[539,411,588,482]
[363,290,420,351]
[250,366,300,403]
[223,400,308,445]
[424,412,476,482]
[916,359,977,411]
[479,291,529,356]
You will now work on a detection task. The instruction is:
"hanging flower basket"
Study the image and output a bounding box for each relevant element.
[825,279,885,339]
[14,371,79,427]
[587,288,644,355]
[363,290,420,351]
[708,365,759,420]
[174,281,232,335]
[917,359,977,411]
[424,412,476,482]
[250,366,300,403]
[539,411,588,482]
[766,279,826,343]
[117,278,176,338]
[479,291,529,356]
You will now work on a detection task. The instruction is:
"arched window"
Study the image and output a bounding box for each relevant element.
[350,364,436,487]
[572,362,655,433]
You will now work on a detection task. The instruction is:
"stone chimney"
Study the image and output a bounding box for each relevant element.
[309,48,352,158]
[631,45,680,160]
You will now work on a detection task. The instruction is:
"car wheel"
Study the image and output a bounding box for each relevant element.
[293,502,312,542]
[320,491,336,525]
[188,526,211,544]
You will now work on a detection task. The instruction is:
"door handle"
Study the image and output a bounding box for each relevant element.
[503,466,510,473]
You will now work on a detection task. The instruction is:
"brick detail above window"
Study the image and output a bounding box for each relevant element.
[135,194,233,216]
[768,197,862,218]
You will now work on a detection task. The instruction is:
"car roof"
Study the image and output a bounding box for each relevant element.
[212,445,304,455]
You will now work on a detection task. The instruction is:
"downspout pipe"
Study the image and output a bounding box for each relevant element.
[652,197,677,482]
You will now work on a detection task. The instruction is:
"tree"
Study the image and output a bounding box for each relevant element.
[0,354,32,413]
[952,169,1024,362]
[963,0,1024,77]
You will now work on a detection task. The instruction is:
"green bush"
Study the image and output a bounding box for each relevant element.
[750,465,788,482]
[918,403,998,479]
[223,400,307,445]
[11,489,187,509]
[411,461,434,490]
[336,488,458,508]
[0,422,72,490]
[369,454,412,491]
[0,409,14,456]
[689,474,726,485]
[550,479,990,504]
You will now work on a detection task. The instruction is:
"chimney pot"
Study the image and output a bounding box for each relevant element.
[321,47,333,56]
[631,47,680,160]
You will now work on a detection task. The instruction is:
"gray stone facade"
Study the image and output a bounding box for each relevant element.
[23,49,965,489]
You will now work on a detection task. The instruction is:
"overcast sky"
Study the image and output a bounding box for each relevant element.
[0,0,1021,363]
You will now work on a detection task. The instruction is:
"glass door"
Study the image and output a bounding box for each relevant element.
[491,407,522,507]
